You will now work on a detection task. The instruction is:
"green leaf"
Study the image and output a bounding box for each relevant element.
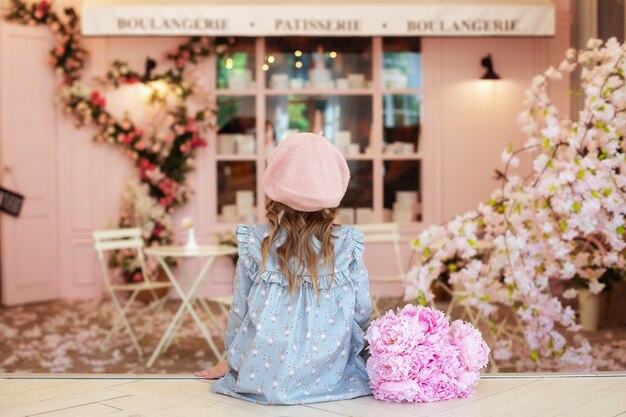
[448,263,458,272]
[530,350,539,361]
[602,189,613,197]
[424,248,431,257]
[468,238,476,247]
[617,226,625,235]
[412,239,420,248]
[543,138,551,149]
[572,201,581,213]
[560,220,568,231]
[577,170,586,179]
[417,291,427,306]
[591,190,600,199]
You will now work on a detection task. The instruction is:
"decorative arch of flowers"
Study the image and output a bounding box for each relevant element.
[5,0,232,282]
[406,38,626,371]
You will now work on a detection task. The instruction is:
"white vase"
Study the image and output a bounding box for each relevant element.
[185,227,198,252]
[578,289,601,331]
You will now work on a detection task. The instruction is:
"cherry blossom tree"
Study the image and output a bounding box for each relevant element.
[406,38,626,370]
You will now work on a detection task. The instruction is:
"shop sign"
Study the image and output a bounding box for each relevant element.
[82,3,555,37]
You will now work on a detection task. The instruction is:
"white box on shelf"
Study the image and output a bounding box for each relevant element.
[392,206,414,223]
[347,143,360,156]
[336,78,349,89]
[236,190,255,209]
[383,68,409,89]
[401,143,415,154]
[384,143,398,154]
[228,68,253,90]
[310,67,332,88]
[335,130,352,144]
[289,78,304,89]
[337,208,355,224]
[270,73,289,89]
[396,191,419,205]
[242,212,257,224]
[356,208,374,224]
[347,73,366,88]
[217,134,237,154]
[222,204,238,222]
[236,135,256,155]
[313,79,335,89]
[237,206,257,223]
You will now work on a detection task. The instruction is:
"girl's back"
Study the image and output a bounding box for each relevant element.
[213,223,371,404]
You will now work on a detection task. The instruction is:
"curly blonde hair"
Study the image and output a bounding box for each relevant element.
[260,200,337,294]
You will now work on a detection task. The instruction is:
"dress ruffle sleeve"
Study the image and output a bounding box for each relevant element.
[349,227,371,331]
[223,225,257,350]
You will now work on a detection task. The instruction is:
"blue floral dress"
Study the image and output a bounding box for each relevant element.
[212,224,372,404]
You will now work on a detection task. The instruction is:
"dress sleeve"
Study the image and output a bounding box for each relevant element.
[349,227,372,332]
[224,225,257,349]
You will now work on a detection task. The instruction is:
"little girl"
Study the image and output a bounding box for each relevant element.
[196,132,371,404]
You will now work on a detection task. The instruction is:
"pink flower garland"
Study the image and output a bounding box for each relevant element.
[366,305,490,403]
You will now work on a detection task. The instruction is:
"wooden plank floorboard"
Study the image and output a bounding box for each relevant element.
[175,379,357,417]
[0,374,624,417]
[28,403,119,417]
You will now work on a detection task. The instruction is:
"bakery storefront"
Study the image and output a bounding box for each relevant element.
[0,0,566,304]
[82,0,558,230]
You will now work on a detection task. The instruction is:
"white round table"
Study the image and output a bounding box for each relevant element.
[144,245,238,367]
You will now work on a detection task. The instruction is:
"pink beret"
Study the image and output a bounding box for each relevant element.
[262,132,350,212]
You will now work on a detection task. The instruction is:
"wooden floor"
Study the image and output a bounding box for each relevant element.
[0,374,625,417]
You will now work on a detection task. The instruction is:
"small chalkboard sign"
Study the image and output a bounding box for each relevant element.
[0,186,24,217]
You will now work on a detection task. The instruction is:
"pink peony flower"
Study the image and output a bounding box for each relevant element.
[449,320,490,371]
[366,311,423,355]
[366,354,412,382]
[396,304,420,319]
[399,305,449,345]
[366,304,488,404]
[371,379,421,403]
[415,373,470,402]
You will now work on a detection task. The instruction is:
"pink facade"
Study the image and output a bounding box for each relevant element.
[0,1,571,304]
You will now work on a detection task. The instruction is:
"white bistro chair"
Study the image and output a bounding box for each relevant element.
[93,228,173,356]
[357,223,406,317]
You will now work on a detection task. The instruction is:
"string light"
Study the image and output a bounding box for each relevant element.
[267,55,275,63]
[294,50,302,57]
[225,57,233,70]
[262,63,269,71]
[295,61,303,69]
[329,51,337,59]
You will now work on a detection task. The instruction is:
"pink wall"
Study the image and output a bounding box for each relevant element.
[1,0,571,301]
[427,2,571,223]
[55,36,236,299]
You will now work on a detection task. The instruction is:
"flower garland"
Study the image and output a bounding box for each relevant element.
[5,0,230,283]
[407,38,626,371]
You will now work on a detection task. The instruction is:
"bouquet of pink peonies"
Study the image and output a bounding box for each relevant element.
[365,304,490,403]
